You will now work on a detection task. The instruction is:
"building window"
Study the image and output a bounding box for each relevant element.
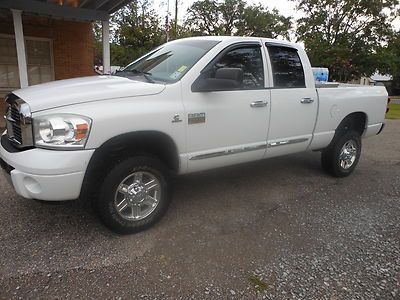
[0,36,19,89]
[26,39,53,86]
[0,36,53,90]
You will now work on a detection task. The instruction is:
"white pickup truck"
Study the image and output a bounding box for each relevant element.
[0,36,387,233]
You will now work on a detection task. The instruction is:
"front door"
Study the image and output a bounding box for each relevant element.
[183,43,271,173]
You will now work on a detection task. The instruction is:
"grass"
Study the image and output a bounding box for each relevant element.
[248,275,269,292]
[386,103,400,120]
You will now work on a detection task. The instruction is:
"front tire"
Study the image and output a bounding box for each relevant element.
[321,130,362,178]
[96,156,171,234]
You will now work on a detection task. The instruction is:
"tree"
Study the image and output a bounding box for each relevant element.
[185,0,242,35]
[185,0,291,38]
[378,31,400,95]
[112,1,165,66]
[94,1,165,68]
[293,0,399,82]
[236,5,292,39]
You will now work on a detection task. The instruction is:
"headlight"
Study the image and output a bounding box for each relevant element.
[33,114,92,150]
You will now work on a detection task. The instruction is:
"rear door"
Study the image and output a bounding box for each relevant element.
[263,42,318,158]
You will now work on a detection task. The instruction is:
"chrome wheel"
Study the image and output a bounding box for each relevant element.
[339,140,357,170]
[114,171,161,221]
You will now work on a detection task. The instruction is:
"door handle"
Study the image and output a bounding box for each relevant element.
[300,97,314,104]
[250,100,268,108]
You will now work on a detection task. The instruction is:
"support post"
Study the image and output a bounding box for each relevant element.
[102,19,111,75]
[174,0,178,38]
[11,9,28,88]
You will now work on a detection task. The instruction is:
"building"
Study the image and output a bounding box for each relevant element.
[353,73,392,86]
[0,0,132,126]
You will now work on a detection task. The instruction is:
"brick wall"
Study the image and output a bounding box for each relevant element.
[52,19,95,80]
[0,14,95,127]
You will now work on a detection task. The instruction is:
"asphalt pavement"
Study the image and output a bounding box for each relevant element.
[0,120,399,299]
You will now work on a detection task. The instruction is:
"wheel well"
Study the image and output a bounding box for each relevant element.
[79,131,179,204]
[337,112,367,136]
[326,112,367,150]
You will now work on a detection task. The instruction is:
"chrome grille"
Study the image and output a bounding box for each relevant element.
[10,105,20,121]
[9,105,23,144]
[4,94,33,149]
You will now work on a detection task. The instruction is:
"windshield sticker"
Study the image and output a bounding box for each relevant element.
[169,65,188,79]
[177,65,187,72]
[170,71,182,79]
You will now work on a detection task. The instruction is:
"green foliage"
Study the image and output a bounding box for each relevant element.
[377,32,400,94]
[293,0,399,82]
[185,0,291,37]
[94,0,165,68]
[236,5,291,39]
[111,1,165,66]
[94,0,200,67]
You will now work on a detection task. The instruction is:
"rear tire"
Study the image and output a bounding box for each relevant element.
[96,156,171,234]
[321,130,361,178]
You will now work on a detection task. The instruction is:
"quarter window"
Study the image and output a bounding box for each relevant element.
[267,45,305,88]
[207,46,265,90]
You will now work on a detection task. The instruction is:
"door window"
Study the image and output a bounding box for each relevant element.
[267,45,305,88]
[206,45,265,90]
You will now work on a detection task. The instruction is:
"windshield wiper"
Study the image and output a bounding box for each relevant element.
[129,69,155,83]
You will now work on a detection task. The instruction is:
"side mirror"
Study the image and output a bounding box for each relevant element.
[191,67,243,92]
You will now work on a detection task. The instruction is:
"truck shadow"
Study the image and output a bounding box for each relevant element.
[172,152,323,201]
[0,151,337,277]
[1,151,324,237]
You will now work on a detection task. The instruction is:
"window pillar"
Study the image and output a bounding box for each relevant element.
[102,18,111,75]
[11,9,28,88]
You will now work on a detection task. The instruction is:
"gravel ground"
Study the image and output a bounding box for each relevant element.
[0,120,399,299]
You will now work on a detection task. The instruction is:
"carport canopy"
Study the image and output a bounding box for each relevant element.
[0,0,133,87]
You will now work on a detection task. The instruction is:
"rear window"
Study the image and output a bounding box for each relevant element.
[267,45,305,88]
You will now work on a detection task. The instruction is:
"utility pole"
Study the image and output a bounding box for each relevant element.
[165,0,170,42]
[174,0,178,39]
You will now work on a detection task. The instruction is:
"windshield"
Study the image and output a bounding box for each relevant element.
[120,39,220,83]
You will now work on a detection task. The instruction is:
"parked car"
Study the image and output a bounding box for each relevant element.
[0,36,388,233]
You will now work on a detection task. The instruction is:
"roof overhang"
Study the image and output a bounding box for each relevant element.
[0,0,132,21]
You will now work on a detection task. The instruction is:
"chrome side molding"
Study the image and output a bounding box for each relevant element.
[189,137,309,161]
[267,138,308,148]
[189,143,267,161]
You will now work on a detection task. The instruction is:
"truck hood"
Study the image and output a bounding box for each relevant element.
[12,76,166,112]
